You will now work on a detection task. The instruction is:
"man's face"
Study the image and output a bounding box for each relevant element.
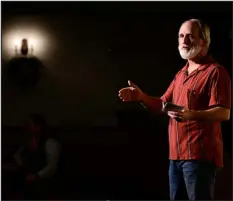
[178,21,205,60]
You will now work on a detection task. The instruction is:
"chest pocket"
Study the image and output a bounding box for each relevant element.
[187,89,200,110]
[187,66,217,110]
[187,88,210,110]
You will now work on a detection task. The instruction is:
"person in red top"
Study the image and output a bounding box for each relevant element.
[118,19,231,200]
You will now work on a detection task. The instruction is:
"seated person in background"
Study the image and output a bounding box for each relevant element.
[12,114,61,199]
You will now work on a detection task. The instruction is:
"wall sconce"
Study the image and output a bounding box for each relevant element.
[2,22,54,61]
[14,38,34,56]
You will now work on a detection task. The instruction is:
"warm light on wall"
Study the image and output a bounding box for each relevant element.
[2,19,55,60]
[3,30,48,59]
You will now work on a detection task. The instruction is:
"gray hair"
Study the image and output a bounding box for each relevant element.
[187,19,211,49]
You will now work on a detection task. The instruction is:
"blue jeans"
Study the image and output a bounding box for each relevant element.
[169,160,217,200]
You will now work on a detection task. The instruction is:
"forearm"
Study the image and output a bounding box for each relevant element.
[140,93,163,112]
[189,107,230,122]
[38,139,61,179]
[37,164,57,179]
[13,147,24,166]
[14,156,24,166]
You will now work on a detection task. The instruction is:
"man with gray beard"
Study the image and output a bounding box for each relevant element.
[118,19,231,200]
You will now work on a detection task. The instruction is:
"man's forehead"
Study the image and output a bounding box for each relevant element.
[179,21,200,34]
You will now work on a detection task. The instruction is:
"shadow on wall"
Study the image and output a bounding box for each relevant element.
[6,56,45,89]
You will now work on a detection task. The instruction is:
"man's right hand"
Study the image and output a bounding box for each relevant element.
[118,80,144,102]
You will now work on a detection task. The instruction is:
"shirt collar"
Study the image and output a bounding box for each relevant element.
[181,55,215,73]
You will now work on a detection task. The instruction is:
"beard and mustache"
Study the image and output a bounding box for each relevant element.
[178,44,202,60]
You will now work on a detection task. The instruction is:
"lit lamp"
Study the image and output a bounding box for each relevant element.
[30,44,34,55]
[14,45,18,55]
[14,38,34,56]
[20,38,28,56]
[3,26,52,60]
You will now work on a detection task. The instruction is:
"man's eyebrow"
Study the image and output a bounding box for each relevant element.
[178,33,194,36]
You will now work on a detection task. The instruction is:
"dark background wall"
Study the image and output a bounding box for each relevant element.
[2,1,232,200]
[2,1,232,127]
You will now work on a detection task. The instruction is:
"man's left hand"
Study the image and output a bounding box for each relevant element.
[167,109,192,121]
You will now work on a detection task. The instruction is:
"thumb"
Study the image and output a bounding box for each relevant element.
[128,80,138,89]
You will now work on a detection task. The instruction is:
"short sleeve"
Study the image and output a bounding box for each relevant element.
[45,138,61,163]
[160,73,179,102]
[37,138,61,178]
[208,66,231,109]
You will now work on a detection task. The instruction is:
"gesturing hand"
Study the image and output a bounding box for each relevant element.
[118,80,143,102]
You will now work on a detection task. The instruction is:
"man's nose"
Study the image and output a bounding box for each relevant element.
[183,35,191,45]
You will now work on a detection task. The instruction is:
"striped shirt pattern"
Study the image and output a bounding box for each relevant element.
[160,56,231,167]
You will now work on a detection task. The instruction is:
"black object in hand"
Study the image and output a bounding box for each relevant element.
[162,102,184,112]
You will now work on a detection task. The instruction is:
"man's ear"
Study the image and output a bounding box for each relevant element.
[200,39,207,48]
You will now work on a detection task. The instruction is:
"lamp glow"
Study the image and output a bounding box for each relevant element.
[2,21,55,60]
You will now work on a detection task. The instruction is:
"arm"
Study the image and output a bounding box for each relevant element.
[140,94,163,112]
[13,146,24,166]
[37,138,61,179]
[186,106,230,121]
[169,66,231,122]
[191,66,231,121]
[140,77,176,112]
[192,66,231,121]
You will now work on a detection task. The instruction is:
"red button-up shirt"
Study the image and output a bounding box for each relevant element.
[160,56,231,167]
